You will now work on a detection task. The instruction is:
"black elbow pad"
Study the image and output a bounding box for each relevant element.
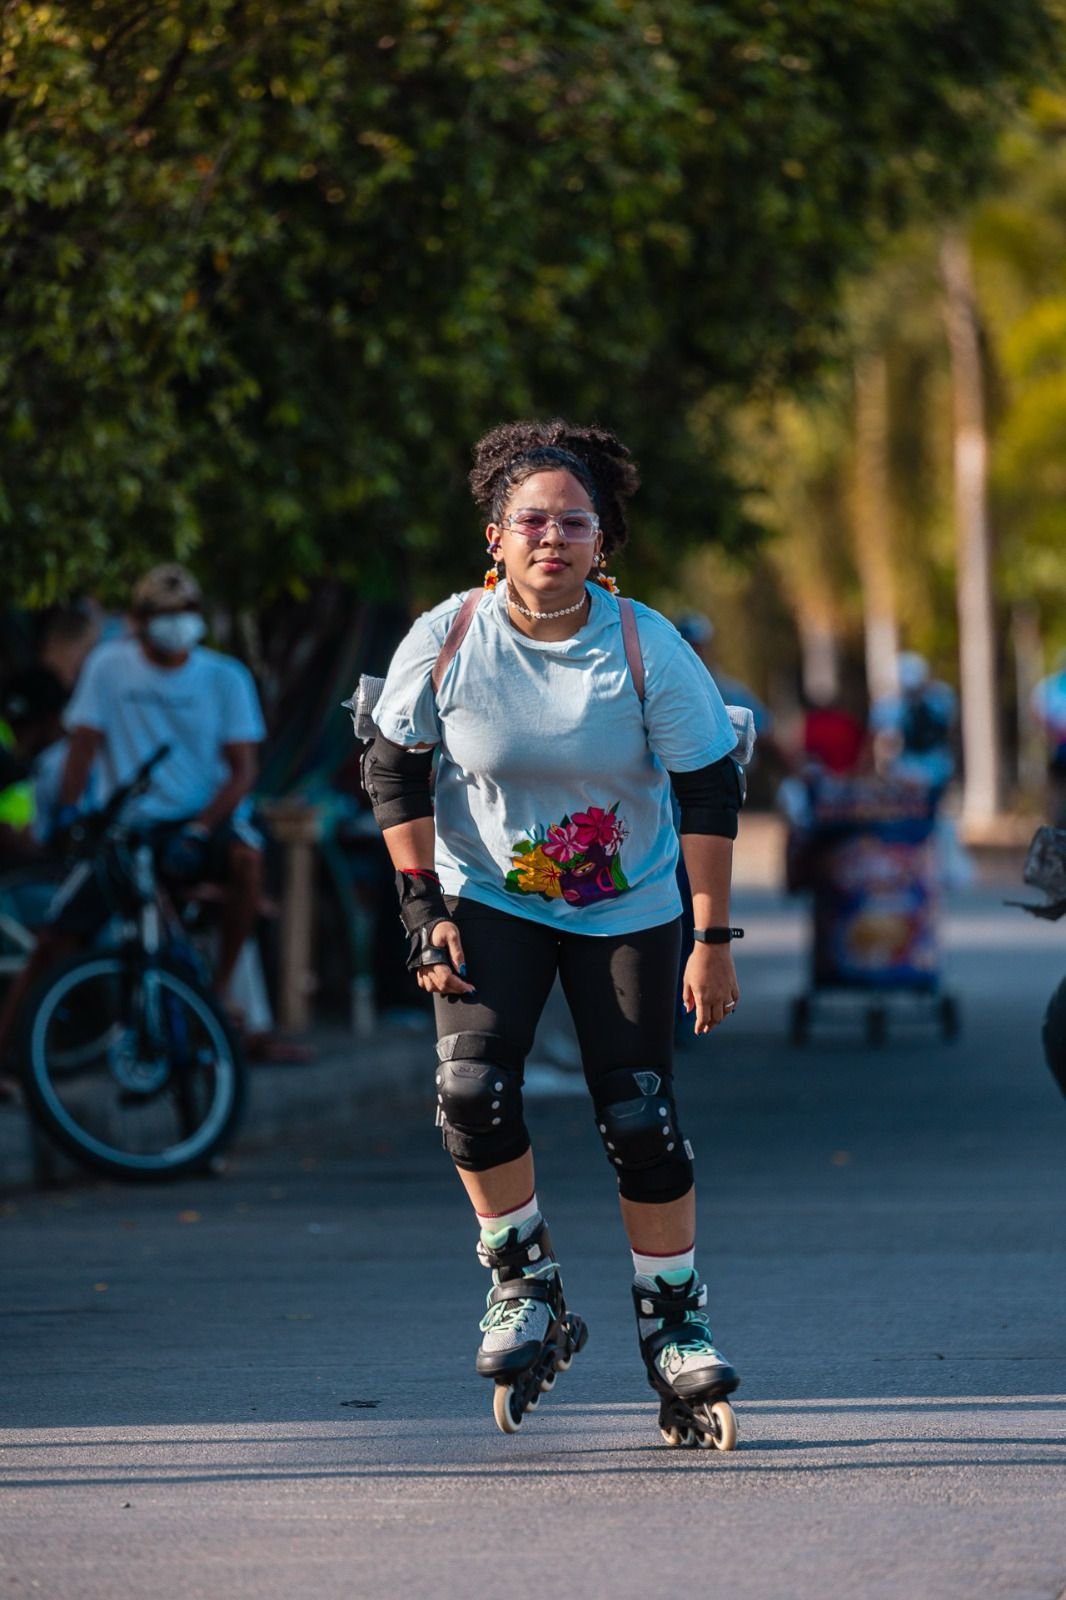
[360,734,435,828]
[669,755,743,838]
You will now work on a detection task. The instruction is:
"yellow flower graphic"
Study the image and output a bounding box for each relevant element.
[511,844,563,898]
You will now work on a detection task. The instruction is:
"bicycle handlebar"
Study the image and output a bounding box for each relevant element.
[75,743,172,842]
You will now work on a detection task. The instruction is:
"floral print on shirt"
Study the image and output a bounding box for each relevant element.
[505,804,630,906]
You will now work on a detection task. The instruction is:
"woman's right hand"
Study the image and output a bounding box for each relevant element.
[415,920,475,996]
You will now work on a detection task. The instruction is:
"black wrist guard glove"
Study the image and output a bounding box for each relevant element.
[397,870,452,971]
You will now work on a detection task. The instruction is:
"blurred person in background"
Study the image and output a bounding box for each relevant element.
[1031,653,1066,826]
[34,601,100,694]
[0,563,281,1074]
[870,651,957,798]
[670,610,766,1041]
[0,668,72,865]
[798,693,866,777]
[673,611,773,741]
[871,650,971,888]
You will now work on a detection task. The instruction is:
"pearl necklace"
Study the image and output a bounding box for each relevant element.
[507,587,589,622]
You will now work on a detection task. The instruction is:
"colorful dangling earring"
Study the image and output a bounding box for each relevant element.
[592,550,620,595]
[483,547,504,590]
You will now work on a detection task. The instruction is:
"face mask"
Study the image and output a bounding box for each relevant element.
[145,611,206,653]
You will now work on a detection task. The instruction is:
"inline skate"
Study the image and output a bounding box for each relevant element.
[476,1216,588,1434]
[633,1270,739,1451]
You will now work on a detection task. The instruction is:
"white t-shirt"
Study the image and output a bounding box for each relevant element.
[64,639,266,823]
[373,584,737,935]
[30,738,99,841]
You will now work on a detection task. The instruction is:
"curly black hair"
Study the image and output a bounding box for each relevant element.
[469,418,640,556]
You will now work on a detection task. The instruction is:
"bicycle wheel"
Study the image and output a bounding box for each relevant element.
[20,949,246,1179]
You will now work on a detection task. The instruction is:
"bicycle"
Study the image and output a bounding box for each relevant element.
[16,745,247,1179]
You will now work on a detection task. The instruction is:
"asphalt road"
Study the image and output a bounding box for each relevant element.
[3,886,1065,1600]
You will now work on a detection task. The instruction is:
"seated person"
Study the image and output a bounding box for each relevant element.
[0,564,267,1071]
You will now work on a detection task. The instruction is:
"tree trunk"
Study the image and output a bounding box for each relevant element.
[852,352,899,705]
[797,607,841,706]
[941,229,1003,833]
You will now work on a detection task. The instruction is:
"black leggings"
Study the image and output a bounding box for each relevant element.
[432,897,692,1203]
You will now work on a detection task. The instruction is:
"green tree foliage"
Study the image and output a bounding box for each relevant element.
[0,0,1057,605]
[975,94,1066,646]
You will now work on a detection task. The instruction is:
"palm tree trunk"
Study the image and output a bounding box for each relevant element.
[797,599,842,706]
[852,352,899,704]
[941,228,1002,831]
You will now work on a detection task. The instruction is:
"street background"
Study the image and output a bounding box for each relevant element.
[4,848,1064,1600]
[4,7,1066,1596]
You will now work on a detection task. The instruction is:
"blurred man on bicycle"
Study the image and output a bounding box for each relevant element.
[0,564,267,1077]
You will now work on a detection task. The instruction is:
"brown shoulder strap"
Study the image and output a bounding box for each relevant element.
[430,589,482,695]
[617,595,645,704]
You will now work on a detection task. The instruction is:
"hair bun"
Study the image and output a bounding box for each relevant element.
[469,418,639,555]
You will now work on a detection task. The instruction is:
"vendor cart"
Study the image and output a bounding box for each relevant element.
[786,774,960,1045]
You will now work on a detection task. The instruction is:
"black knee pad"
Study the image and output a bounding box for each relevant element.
[593,1067,694,1203]
[434,1031,529,1171]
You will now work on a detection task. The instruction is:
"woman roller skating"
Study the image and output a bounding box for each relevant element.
[362,419,743,1449]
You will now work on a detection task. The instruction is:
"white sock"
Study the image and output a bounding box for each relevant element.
[476,1190,540,1241]
[632,1244,695,1282]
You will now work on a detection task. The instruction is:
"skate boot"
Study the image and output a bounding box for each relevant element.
[633,1269,739,1451]
[476,1215,588,1434]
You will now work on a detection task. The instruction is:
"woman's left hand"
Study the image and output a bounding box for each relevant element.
[681,944,739,1034]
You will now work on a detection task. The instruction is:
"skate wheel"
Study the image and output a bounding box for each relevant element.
[677,1426,695,1448]
[660,1425,683,1447]
[539,1368,557,1393]
[708,1400,738,1451]
[554,1351,572,1373]
[493,1383,522,1434]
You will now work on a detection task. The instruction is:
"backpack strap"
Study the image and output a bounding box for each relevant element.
[430,587,647,708]
[617,595,645,705]
[431,589,481,695]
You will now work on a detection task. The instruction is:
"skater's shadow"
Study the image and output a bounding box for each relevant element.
[5,1448,1066,1491]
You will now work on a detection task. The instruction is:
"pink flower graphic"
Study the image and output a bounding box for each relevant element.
[542,821,583,863]
[572,806,627,856]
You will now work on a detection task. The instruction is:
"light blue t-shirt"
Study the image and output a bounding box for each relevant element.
[373,583,737,936]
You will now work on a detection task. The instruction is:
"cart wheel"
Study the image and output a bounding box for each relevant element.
[789,996,810,1046]
[865,1005,887,1047]
[939,994,960,1042]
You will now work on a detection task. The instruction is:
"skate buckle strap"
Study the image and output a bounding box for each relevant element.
[487,1276,556,1306]
[632,1275,708,1322]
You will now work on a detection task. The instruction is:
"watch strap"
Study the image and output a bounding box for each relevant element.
[693,926,744,944]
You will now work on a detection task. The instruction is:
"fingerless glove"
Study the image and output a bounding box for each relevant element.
[396,869,452,971]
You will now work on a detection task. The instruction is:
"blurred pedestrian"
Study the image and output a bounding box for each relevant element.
[360,418,743,1442]
[799,695,866,777]
[674,611,773,739]
[0,668,71,865]
[870,651,957,797]
[1031,654,1066,826]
